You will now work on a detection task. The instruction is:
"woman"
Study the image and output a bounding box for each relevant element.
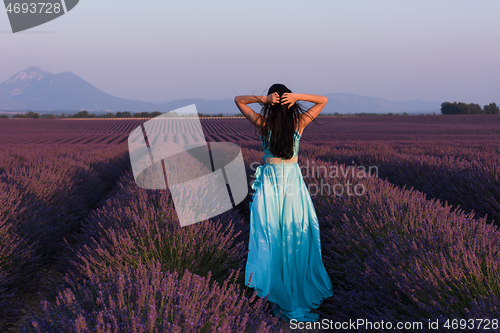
[234,83,334,322]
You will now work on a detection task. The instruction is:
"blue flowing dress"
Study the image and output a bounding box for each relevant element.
[245,129,334,322]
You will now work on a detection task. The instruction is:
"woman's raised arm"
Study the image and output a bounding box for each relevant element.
[234,93,279,128]
[282,93,328,128]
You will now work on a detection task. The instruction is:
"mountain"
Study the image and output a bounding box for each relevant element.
[0,67,441,114]
[0,66,155,112]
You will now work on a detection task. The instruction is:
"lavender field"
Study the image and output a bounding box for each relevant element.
[0,114,499,332]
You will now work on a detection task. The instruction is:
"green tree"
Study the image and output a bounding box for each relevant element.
[483,103,500,114]
[133,111,150,117]
[115,111,132,118]
[442,101,498,114]
[41,114,59,118]
[13,111,39,118]
[456,102,470,114]
[441,102,454,114]
[163,111,179,117]
[470,103,482,114]
[71,110,96,118]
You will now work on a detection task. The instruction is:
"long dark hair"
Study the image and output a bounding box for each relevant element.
[256,83,317,159]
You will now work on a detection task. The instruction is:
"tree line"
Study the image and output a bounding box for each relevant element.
[0,111,41,118]
[441,102,499,114]
[2,104,498,119]
[0,111,228,118]
[65,111,164,118]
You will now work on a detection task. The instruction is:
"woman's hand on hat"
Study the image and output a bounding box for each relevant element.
[281,93,297,107]
[266,92,280,105]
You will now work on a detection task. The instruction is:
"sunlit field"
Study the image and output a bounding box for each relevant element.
[1,114,500,332]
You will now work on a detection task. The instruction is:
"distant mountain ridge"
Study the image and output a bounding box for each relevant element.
[323,92,440,114]
[0,67,441,115]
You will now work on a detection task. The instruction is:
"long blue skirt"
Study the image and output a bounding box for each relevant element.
[245,162,334,322]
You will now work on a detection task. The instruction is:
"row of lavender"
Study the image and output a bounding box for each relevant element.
[301,140,500,224]
[240,138,500,228]
[3,114,500,145]
[245,147,500,330]
[0,143,286,332]
[22,166,288,332]
[312,160,500,323]
[237,139,500,225]
[7,141,500,332]
[0,145,129,330]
